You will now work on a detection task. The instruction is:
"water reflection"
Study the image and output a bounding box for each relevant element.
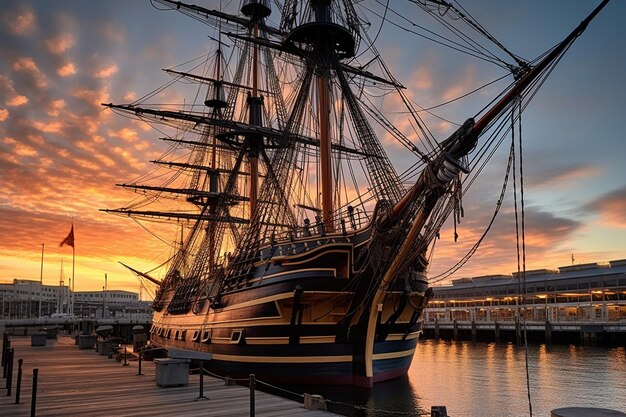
[288,341,626,416]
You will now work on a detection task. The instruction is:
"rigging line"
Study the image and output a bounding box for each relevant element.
[428,114,515,283]
[451,0,527,67]
[420,72,510,112]
[131,217,179,249]
[518,100,532,417]
[144,251,178,274]
[353,0,389,60]
[377,0,501,65]
[365,1,510,70]
[412,0,509,67]
[358,93,430,159]
[356,22,442,150]
[395,86,439,152]
[511,99,532,417]
[352,24,438,151]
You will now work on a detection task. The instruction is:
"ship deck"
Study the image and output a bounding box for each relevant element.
[0,336,336,416]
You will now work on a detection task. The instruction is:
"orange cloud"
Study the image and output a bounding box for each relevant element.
[94,153,116,168]
[585,187,626,229]
[46,99,66,116]
[109,127,139,142]
[44,34,75,54]
[33,120,63,133]
[2,6,36,35]
[0,109,9,121]
[14,142,38,157]
[6,95,28,106]
[12,57,48,88]
[95,64,119,79]
[124,91,137,101]
[57,62,77,77]
[529,164,601,189]
[409,67,434,90]
[71,86,109,107]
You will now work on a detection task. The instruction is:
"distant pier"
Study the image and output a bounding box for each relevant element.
[423,260,626,345]
[422,318,625,345]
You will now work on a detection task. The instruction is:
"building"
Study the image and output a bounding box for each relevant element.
[0,279,70,318]
[74,290,146,318]
[425,259,626,324]
[0,279,151,319]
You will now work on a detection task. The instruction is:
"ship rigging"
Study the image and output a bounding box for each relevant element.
[102,0,609,387]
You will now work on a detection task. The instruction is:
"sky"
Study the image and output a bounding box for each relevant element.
[0,0,624,294]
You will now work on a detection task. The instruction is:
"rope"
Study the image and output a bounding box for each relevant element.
[512,99,532,417]
[188,366,429,415]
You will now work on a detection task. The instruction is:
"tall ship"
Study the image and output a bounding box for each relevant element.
[103,0,608,387]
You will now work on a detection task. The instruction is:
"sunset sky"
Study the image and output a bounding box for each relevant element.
[0,0,624,295]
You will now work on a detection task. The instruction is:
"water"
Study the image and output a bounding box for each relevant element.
[293,340,626,416]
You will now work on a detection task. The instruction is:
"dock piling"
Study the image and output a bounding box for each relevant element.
[137,351,143,376]
[15,358,23,404]
[453,320,459,341]
[30,368,38,417]
[1,332,8,370]
[471,320,477,342]
[2,339,9,378]
[250,374,256,417]
[6,347,14,395]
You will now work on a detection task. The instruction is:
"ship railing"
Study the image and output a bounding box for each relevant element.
[260,205,372,246]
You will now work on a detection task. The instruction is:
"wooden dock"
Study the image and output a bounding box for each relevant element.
[0,336,336,416]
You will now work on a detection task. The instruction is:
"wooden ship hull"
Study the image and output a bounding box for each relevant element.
[150,224,432,388]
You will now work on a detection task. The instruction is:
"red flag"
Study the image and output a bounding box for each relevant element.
[60,225,75,248]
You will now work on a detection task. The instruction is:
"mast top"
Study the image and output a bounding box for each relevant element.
[285,0,356,59]
[241,0,271,20]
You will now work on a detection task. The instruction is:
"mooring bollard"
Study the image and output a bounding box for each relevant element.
[249,374,256,417]
[6,348,14,395]
[31,368,38,417]
[195,360,207,400]
[15,358,23,404]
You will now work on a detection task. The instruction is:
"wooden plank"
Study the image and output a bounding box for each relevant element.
[0,336,335,416]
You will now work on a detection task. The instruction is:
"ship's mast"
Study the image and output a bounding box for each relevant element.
[207,33,223,271]
[241,1,271,219]
[317,64,333,231]
[314,1,334,232]
[286,0,357,232]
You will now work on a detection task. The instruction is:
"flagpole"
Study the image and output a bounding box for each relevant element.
[71,244,75,316]
[59,223,75,316]
[39,243,44,318]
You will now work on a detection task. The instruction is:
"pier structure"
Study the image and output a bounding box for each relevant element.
[0,336,335,416]
[423,260,626,344]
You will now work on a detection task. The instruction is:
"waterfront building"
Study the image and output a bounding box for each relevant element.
[74,289,148,318]
[0,279,150,319]
[424,260,626,334]
[0,279,70,318]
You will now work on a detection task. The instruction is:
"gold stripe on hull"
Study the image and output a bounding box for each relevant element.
[372,348,416,361]
[211,353,352,363]
[209,347,416,365]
